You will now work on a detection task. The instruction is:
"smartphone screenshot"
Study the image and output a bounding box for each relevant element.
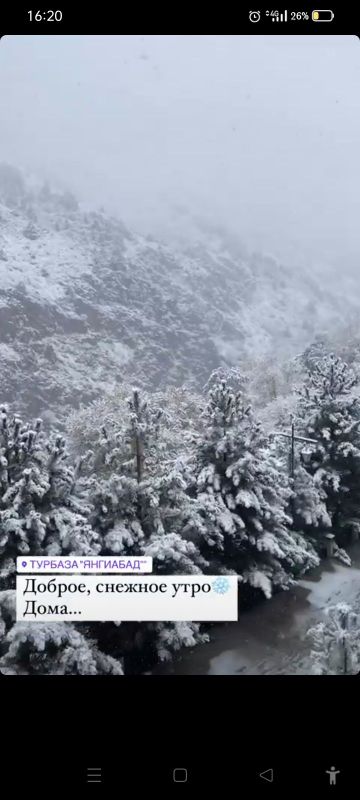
[0,9,359,793]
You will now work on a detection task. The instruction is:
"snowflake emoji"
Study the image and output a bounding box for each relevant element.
[212,577,230,594]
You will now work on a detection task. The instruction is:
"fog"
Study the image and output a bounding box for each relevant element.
[0,34,359,264]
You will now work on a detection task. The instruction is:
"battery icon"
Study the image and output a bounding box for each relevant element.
[312,10,334,21]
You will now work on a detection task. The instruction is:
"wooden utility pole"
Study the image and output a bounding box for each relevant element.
[132,389,144,483]
[270,417,317,478]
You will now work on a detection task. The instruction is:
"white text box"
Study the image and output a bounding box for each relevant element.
[16,575,238,621]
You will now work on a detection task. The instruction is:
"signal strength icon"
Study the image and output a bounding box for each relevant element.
[267,10,288,22]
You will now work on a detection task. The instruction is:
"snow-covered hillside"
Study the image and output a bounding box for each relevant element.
[0,164,359,422]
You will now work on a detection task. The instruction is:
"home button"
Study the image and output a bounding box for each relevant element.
[173,768,188,783]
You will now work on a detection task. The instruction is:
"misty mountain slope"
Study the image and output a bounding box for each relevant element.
[0,168,359,422]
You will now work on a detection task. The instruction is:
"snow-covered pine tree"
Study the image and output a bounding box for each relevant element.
[290,463,330,552]
[0,405,100,589]
[307,603,360,675]
[67,383,204,479]
[84,389,207,566]
[0,591,123,674]
[195,378,318,599]
[68,387,161,482]
[298,338,330,374]
[203,366,248,396]
[297,354,360,545]
[0,406,125,675]
[84,388,209,672]
[152,385,205,464]
[268,427,328,560]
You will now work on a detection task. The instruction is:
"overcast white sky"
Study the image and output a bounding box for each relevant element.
[0,34,359,264]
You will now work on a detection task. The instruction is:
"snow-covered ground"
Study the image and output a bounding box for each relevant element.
[154,543,360,675]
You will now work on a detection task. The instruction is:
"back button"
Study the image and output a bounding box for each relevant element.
[259,769,274,783]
